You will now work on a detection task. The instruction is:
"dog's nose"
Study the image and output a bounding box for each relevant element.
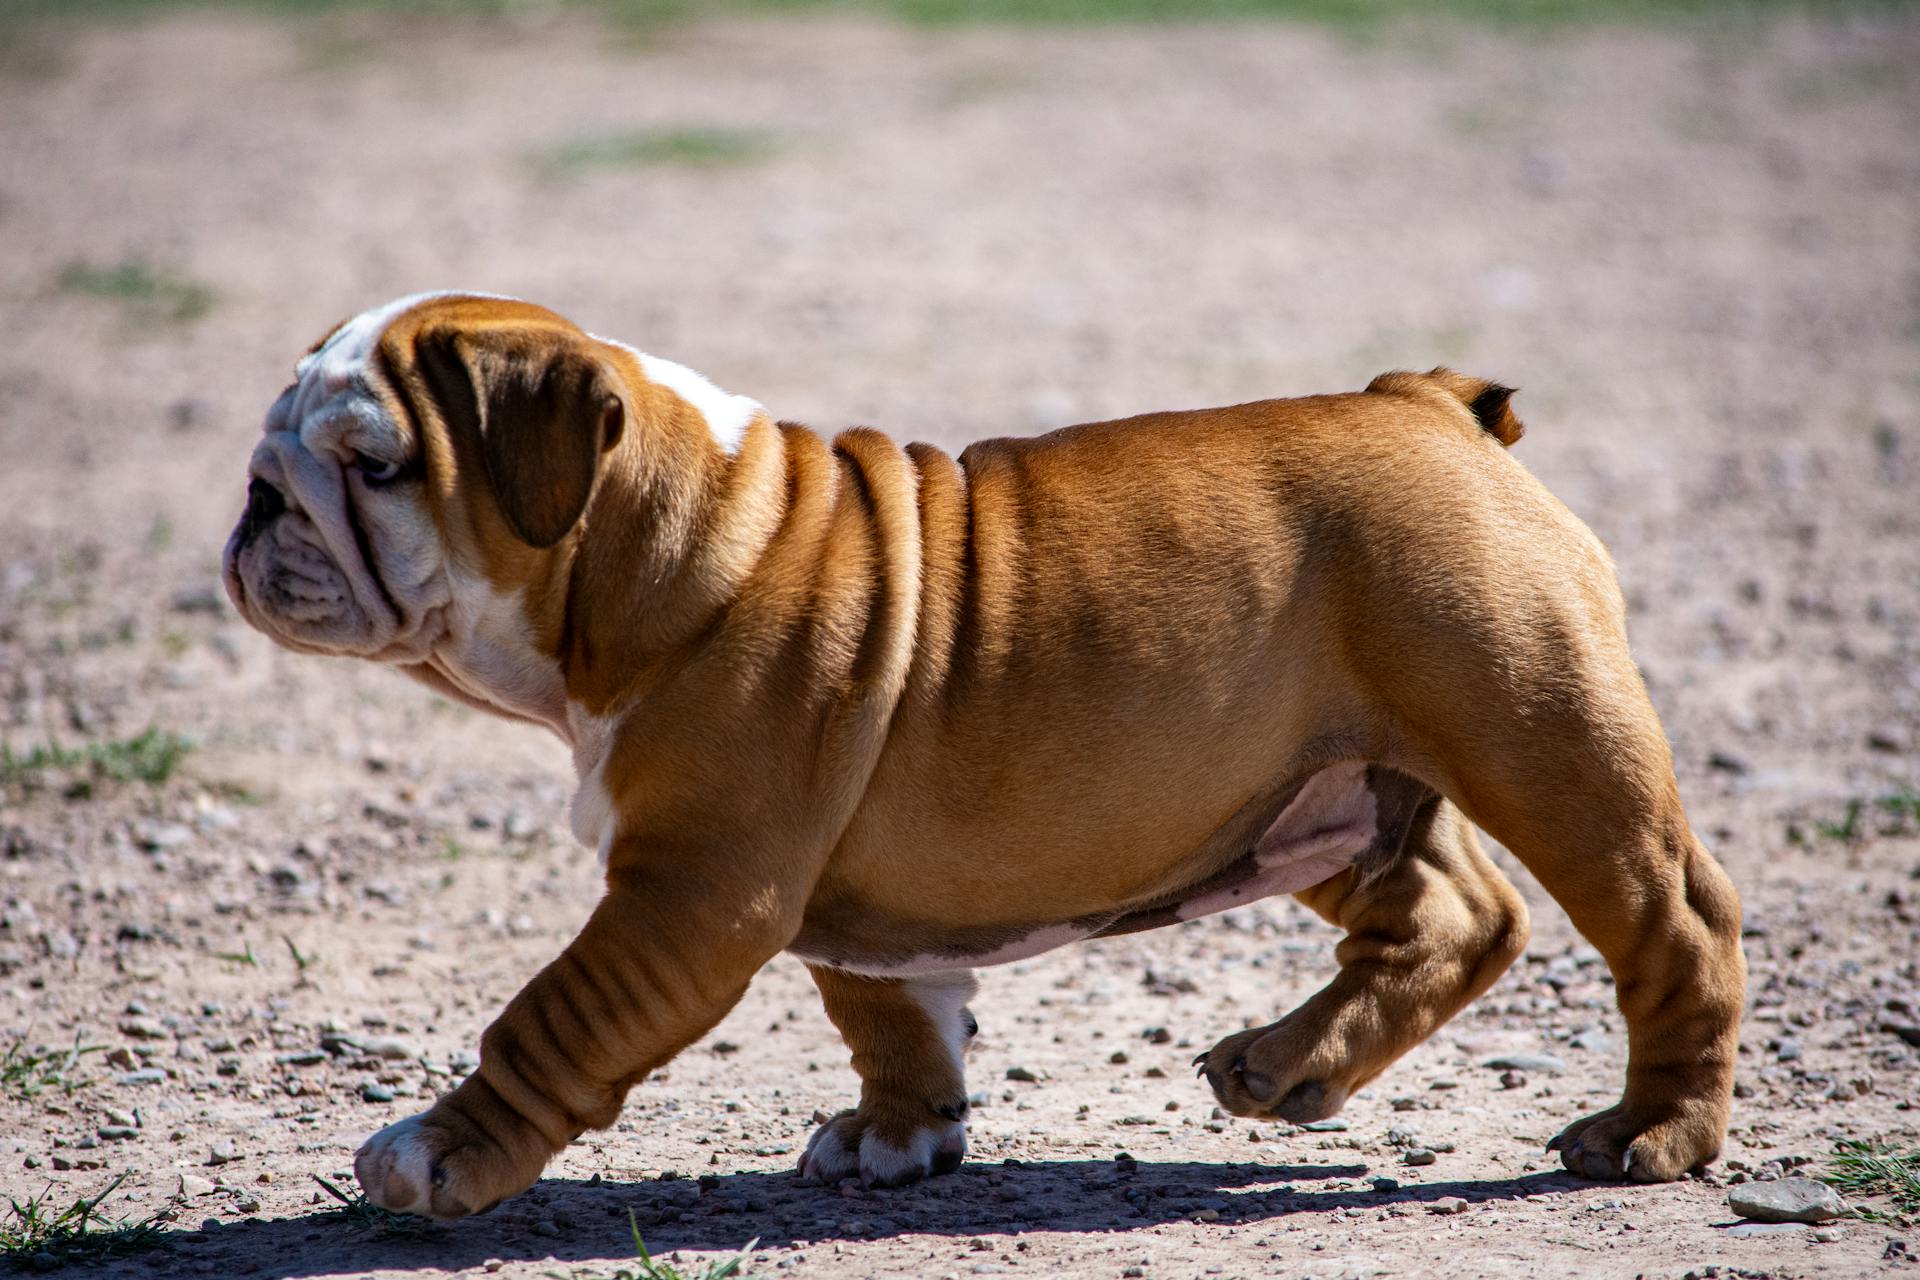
[241,476,286,540]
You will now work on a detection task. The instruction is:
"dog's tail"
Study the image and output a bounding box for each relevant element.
[1366,367,1524,447]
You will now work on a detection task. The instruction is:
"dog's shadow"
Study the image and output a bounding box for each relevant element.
[137,1160,1596,1278]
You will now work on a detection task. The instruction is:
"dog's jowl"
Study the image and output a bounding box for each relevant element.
[223,293,1746,1218]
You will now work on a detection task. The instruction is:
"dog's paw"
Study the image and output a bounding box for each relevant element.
[797,1108,967,1189]
[1548,1099,1724,1183]
[1193,1021,1358,1124]
[355,1092,549,1219]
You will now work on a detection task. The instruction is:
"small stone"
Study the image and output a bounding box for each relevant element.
[1567,1031,1614,1053]
[1404,1149,1438,1167]
[1727,1178,1846,1223]
[1499,1070,1527,1090]
[116,1068,168,1085]
[1483,1053,1565,1074]
[1774,1038,1802,1063]
[178,1174,215,1197]
[1813,1227,1842,1242]
[1299,1119,1347,1132]
[1371,1177,1401,1193]
[1727,1221,1808,1238]
[1429,1196,1469,1214]
[234,1196,261,1213]
[1142,1027,1172,1045]
[275,1050,325,1067]
[207,1140,238,1165]
[1005,1066,1039,1083]
[362,1083,395,1103]
[1109,1051,1130,1065]
[96,1126,138,1141]
[118,1018,168,1040]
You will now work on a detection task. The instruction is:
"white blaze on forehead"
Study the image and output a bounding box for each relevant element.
[597,337,763,455]
[287,291,521,460]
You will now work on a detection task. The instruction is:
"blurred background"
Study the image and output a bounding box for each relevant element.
[0,0,1916,1274]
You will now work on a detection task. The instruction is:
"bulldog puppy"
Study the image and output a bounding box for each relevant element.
[223,293,1746,1219]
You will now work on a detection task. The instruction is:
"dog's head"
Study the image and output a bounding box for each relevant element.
[222,292,762,708]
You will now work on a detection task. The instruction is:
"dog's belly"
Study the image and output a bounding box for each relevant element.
[791,762,1431,977]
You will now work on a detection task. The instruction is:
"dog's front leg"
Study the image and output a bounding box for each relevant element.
[799,967,977,1188]
[354,863,794,1219]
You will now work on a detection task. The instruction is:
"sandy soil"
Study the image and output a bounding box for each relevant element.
[1,6,1918,1278]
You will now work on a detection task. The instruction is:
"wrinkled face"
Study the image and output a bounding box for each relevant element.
[223,294,457,662]
[224,290,763,728]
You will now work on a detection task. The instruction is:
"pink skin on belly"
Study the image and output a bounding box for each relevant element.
[1173,760,1378,920]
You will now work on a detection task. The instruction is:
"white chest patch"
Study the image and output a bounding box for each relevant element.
[567,706,620,865]
[434,568,567,730]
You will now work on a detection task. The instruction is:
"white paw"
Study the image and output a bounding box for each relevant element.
[354,1113,438,1216]
[797,1109,967,1188]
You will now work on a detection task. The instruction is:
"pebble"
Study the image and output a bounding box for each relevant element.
[1726,1221,1808,1238]
[96,1126,139,1141]
[1403,1149,1438,1166]
[358,1036,417,1061]
[1727,1178,1846,1223]
[1371,1177,1401,1193]
[116,1068,168,1085]
[276,1050,326,1066]
[118,1017,169,1040]
[1429,1197,1470,1214]
[1005,1066,1039,1082]
[1483,1053,1566,1074]
[1299,1119,1348,1132]
[208,1140,238,1165]
[363,1083,396,1103]
[1813,1227,1842,1242]
[178,1174,215,1197]
[1774,1038,1802,1063]
[1567,1031,1614,1053]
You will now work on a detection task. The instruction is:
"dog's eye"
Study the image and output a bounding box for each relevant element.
[351,451,404,486]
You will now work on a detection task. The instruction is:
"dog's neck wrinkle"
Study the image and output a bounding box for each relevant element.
[559,404,777,715]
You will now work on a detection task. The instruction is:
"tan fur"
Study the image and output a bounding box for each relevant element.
[227,296,1745,1217]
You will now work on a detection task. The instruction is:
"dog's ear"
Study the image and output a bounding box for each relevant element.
[413,326,625,549]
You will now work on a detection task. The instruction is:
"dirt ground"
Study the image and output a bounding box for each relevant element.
[1,5,1918,1278]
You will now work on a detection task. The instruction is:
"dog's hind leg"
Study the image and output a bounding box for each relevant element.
[1197,796,1529,1123]
[799,966,977,1188]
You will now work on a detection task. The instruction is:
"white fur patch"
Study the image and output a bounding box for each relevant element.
[904,969,977,1077]
[797,1118,858,1183]
[566,706,620,864]
[596,338,762,455]
[432,567,568,732]
[857,1126,946,1184]
[355,1113,435,1216]
[298,290,516,390]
